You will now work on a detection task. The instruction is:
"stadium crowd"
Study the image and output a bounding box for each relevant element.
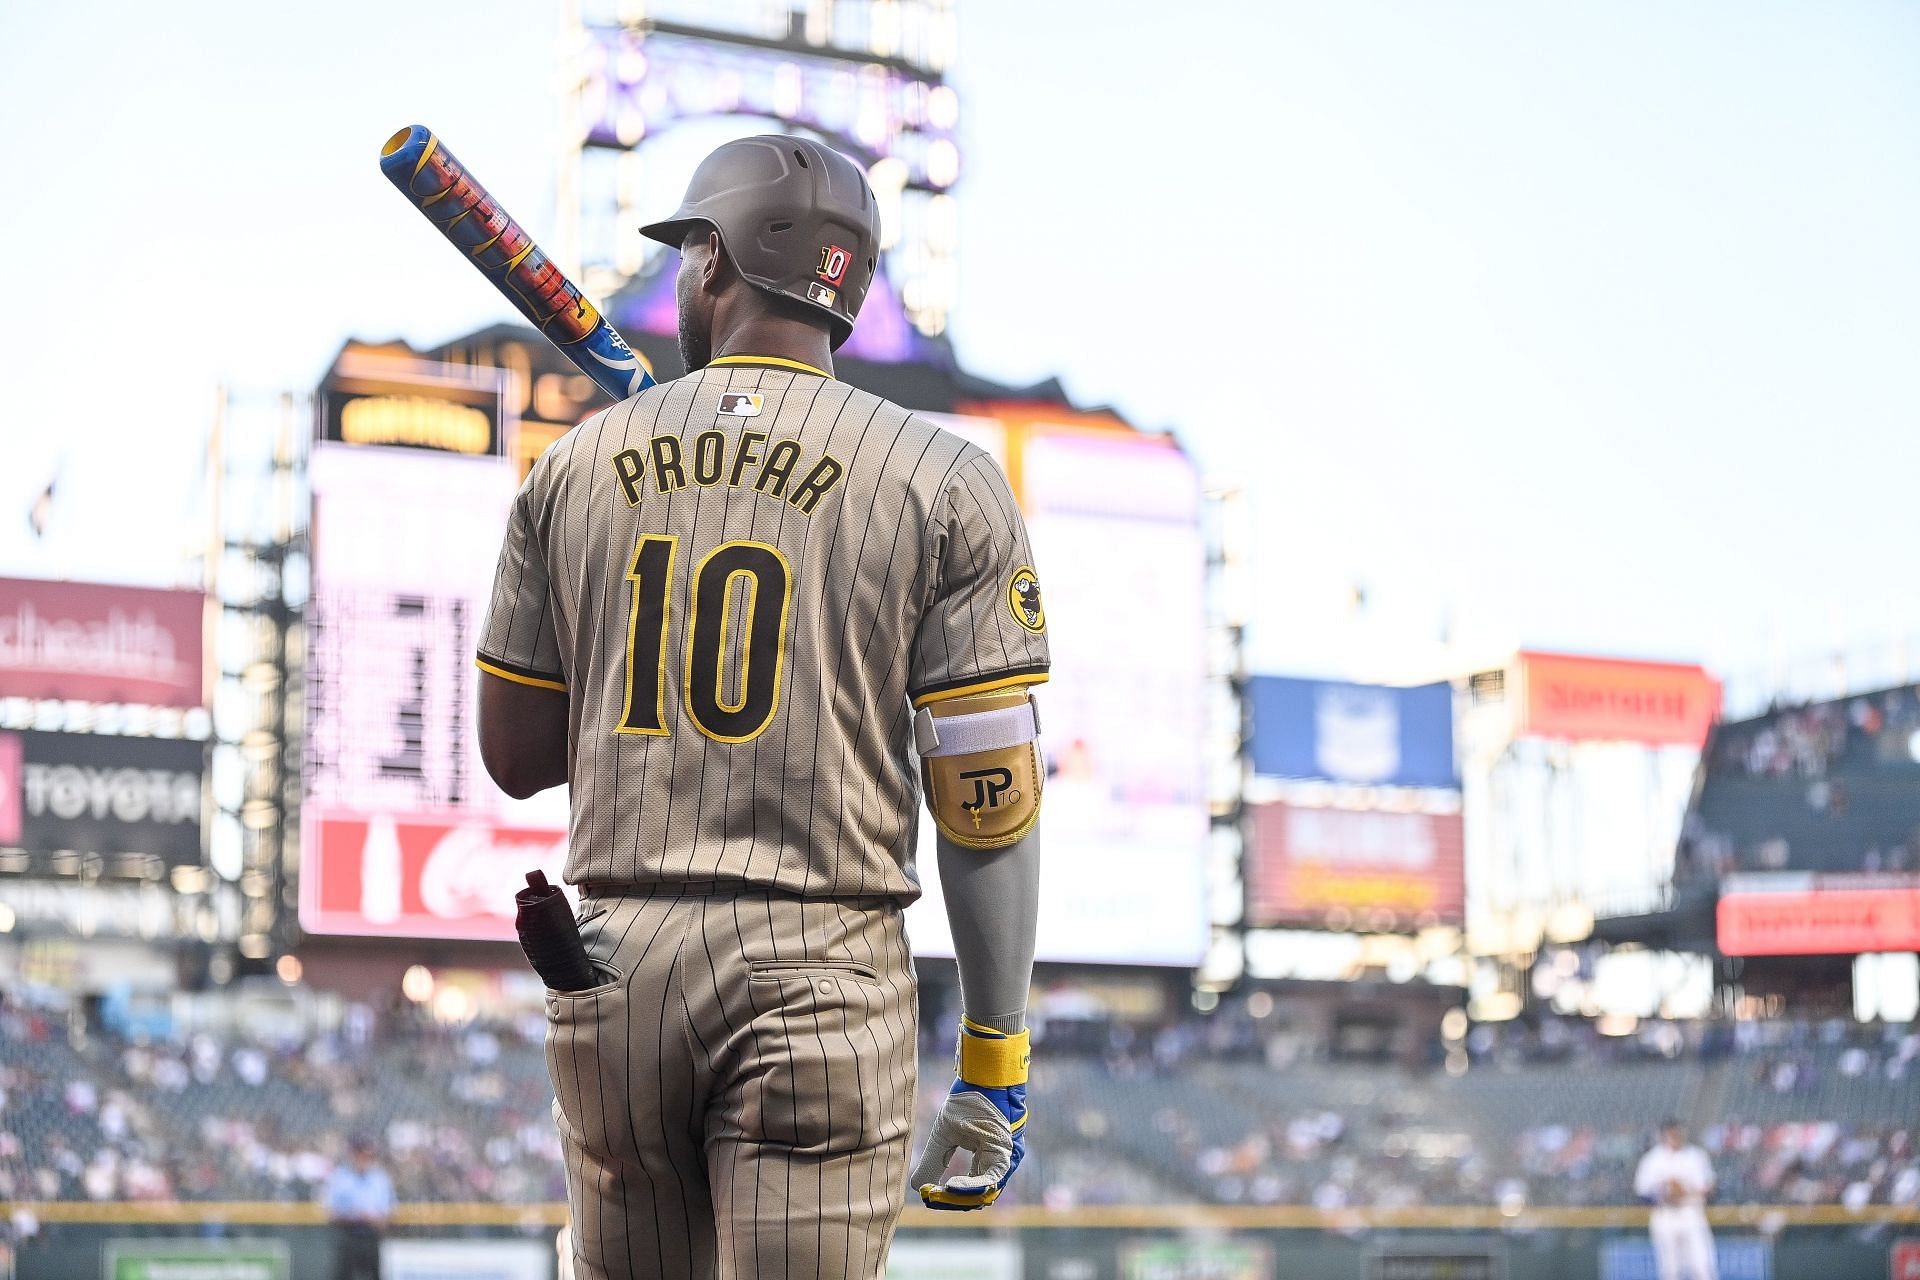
[1676,683,1920,881]
[2,990,1915,1216]
[1708,686,1920,782]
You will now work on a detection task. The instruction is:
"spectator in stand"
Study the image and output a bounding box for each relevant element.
[322,1134,392,1280]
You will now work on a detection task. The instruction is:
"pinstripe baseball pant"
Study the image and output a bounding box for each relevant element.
[547,885,919,1279]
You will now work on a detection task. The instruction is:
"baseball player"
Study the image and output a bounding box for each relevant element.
[1633,1119,1718,1280]
[474,135,1047,1280]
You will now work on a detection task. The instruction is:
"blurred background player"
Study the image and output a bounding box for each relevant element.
[1635,1119,1718,1280]
[322,1134,393,1280]
[475,134,1048,1278]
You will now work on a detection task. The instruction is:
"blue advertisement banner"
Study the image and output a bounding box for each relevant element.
[1248,677,1456,788]
[1600,1237,1771,1280]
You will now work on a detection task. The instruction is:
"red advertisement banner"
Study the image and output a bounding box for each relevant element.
[0,578,204,708]
[1717,885,1920,956]
[1516,650,1719,746]
[1892,1240,1920,1280]
[300,808,569,941]
[1247,801,1464,929]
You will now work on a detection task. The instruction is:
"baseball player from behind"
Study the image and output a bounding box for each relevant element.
[475,134,1048,1279]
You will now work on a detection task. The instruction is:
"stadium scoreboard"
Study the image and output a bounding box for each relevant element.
[301,355,566,942]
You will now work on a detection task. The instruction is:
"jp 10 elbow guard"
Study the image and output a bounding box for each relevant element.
[913,689,1042,850]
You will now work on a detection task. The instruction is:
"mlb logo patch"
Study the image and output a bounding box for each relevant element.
[717,393,763,418]
[806,281,838,309]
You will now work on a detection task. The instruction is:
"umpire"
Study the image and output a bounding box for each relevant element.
[476,135,1048,1280]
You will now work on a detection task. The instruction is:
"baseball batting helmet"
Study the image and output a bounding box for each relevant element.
[641,135,883,350]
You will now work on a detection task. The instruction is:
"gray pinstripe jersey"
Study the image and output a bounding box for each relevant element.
[477,356,1049,901]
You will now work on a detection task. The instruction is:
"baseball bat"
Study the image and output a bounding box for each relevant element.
[378,124,656,402]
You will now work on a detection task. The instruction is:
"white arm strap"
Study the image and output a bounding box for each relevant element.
[914,700,1039,758]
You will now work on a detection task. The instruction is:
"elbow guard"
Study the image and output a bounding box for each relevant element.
[914,689,1042,850]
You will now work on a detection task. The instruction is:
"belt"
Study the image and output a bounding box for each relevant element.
[581,880,727,898]
[579,881,902,910]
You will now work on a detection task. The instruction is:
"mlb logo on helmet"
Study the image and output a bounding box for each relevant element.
[806,281,838,309]
[817,244,851,286]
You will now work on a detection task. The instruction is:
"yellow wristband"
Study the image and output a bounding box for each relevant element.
[957,1019,1031,1089]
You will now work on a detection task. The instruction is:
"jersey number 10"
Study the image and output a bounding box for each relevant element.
[616,535,793,744]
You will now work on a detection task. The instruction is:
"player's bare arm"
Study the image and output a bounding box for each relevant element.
[477,673,568,799]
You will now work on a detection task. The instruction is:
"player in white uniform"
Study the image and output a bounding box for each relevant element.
[1633,1120,1717,1280]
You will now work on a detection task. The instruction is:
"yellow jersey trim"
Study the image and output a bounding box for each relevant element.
[475,658,567,693]
[913,672,1049,709]
[708,354,830,379]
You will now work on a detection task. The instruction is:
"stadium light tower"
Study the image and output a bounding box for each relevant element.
[560,0,960,338]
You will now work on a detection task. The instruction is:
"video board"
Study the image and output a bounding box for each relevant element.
[1244,674,1462,932]
[907,421,1211,967]
[300,443,568,940]
[317,347,509,458]
[1248,677,1456,788]
[1246,798,1465,931]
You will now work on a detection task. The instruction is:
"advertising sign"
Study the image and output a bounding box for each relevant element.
[1248,799,1465,928]
[0,577,203,707]
[908,426,1211,966]
[1599,1237,1769,1280]
[302,442,566,940]
[1248,676,1456,787]
[1119,1238,1273,1280]
[104,1240,289,1280]
[381,1239,549,1280]
[1368,1247,1504,1280]
[0,730,204,867]
[1717,873,1920,956]
[318,348,509,457]
[1515,651,1720,746]
[303,812,568,940]
[1892,1239,1920,1280]
[885,1238,1023,1280]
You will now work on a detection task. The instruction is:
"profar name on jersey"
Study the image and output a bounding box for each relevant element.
[609,431,845,515]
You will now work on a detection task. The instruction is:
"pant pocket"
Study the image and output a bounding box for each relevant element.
[545,983,629,1159]
[735,965,900,1156]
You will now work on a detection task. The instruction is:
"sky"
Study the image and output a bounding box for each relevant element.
[2,0,1917,698]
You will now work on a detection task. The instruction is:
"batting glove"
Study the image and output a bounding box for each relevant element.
[909,1017,1028,1210]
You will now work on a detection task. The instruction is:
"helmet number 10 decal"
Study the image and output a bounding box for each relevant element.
[817,245,851,286]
